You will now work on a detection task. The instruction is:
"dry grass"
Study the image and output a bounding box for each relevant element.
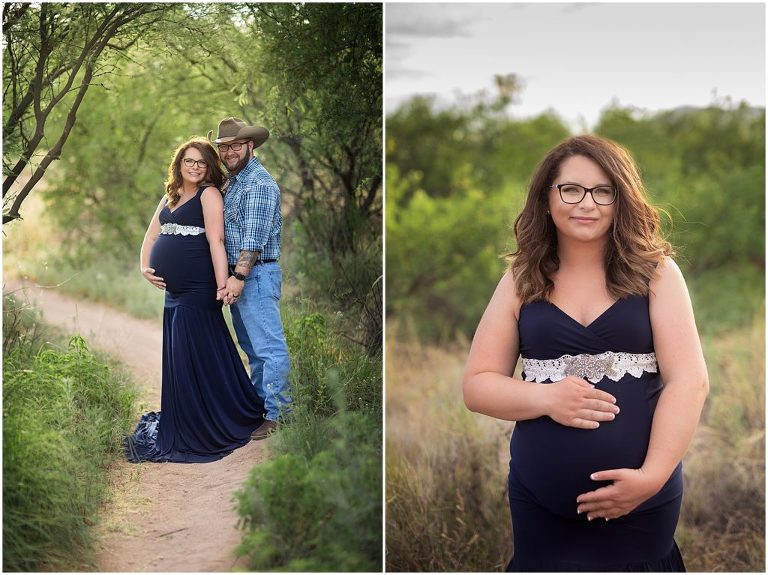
[386,335,513,572]
[677,314,765,571]
[3,191,59,280]
[385,316,765,572]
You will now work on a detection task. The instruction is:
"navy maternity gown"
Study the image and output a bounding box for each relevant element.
[507,295,685,571]
[125,185,265,463]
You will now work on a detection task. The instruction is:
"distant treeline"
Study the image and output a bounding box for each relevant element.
[386,93,765,342]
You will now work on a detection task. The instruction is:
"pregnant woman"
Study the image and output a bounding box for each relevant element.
[126,137,265,463]
[463,135,708,571]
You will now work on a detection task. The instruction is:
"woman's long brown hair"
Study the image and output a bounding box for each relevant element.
[164,138,226,206]
[508,134,673,303]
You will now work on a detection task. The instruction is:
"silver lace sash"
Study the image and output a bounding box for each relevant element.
[522,352,657,384]
[160,223,205,236]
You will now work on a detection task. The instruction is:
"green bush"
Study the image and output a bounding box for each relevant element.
[386,94,569,199]
[687,265,765,335]
[284,304,381,417]
[3,298,137,571]
[235,304,382,571]
[235,409,382,571]
[288,204,383,357]
[386,164,519,342]
[387,97,765,343]
[665,166,764,273]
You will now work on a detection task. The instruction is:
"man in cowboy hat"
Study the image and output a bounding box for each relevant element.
[211,116,291,440]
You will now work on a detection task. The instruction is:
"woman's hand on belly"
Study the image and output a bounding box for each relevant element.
[544,376,620,429]
[575,467,664,521]
[141,267,166,290]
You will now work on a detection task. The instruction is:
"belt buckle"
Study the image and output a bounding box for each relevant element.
[564,353,614,381]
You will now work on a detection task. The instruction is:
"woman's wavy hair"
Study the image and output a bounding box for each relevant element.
[164,138,226,206]
[508,134,673,303]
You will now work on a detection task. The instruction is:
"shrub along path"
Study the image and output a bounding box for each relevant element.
[6,279,268,571]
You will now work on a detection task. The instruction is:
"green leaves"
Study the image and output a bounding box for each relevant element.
[597,103,765,275]
[3,304,136,571]
[386,164,521,342]
[235,412,382,572]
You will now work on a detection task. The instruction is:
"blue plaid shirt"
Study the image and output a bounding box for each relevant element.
[223,156,282,266]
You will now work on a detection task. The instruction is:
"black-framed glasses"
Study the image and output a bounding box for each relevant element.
[552,183,617,205]
[183,158,208,169]
[217,141,247,153]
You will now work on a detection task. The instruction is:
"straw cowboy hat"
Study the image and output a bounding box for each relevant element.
[208,117,269,148]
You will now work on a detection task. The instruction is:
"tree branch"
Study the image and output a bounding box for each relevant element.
[2,2,30,30]
[4,56,95,222]
[360,174,381,215]
[278,133,317,196]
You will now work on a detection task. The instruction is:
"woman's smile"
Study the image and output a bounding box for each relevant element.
[570,216,600,224]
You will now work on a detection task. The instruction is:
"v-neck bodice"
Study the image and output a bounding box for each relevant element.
[545,299,620,330]
[159,186,206,228]
[518,295,654,360]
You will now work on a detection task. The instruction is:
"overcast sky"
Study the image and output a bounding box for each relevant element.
[385,3,766,130]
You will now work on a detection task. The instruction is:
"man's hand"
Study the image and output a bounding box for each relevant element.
[223,275,244,305]
[141,267,166,290]
[576,468,663,521]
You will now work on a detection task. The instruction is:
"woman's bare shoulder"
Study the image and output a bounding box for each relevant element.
[648,256,692,309]
[200,186,224,204]
[650,256,685,288]
[494,269,523,321]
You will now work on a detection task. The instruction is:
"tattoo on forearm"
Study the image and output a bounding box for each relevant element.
[235,250,259,274]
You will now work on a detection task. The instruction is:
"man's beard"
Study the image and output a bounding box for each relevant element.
[224,152,250,174]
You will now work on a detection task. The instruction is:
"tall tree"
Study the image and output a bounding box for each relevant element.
[244,3,383,257]
[2,3,172,224]
[240,3,383,354]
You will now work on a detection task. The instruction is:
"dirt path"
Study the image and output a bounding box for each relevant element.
[5,278,268,572]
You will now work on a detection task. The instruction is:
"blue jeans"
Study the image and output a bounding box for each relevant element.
[230,262,291,421]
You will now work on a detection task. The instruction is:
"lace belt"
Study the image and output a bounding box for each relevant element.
[522,351,657,384]
[160,223,205,236]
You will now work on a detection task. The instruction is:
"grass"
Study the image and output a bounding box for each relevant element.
[385,310,765,572]
[234,300,383,571]
[386,336,513,572]
[676,312,765,571]
[2,294,138,571]
[282,301,382,416]
[235,408,382,571]
[5,253,165,322]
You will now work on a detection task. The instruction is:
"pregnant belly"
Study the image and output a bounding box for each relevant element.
[149,234,215,294]
[510,379,653,518]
